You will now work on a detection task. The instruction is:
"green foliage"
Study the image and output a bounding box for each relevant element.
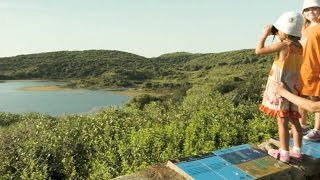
[0,85,277,179]
[126,94,164,110]
[0,113,24,127]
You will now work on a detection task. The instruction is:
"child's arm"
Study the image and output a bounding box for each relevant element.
[274,82,320,112]
[255,25,285,55]
[255,25,270,54]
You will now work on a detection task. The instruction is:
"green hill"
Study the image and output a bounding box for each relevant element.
[0,49,272,92]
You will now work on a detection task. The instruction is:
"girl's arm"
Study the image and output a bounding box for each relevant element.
[255,25,285,55]
[274,82,320,112]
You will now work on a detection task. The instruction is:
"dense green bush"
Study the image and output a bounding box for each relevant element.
[0,85,278,179]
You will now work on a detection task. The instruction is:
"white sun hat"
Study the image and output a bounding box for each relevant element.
[303,0,320,11]
[273,11,303,37]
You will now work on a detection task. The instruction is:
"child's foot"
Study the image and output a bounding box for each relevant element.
[302,126,310,135]
[303,129,320,141]
[268,149,290,163]
[289,148,303,161]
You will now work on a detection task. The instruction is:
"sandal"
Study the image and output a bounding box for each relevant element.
[289,147,303,161]
[268,149,290,163]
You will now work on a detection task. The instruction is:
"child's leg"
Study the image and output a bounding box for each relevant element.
[311,97,320,130]
[268,117,290,162]
[289,118,302,148]
[312,96,320,130]
[299,107,308,127]
[315,112,320,130]
[288,118,303,161]
[277,117,289,151]
[298,95,310,135]
[304,97,320,141]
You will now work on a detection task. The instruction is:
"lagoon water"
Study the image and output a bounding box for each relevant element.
[0,81,131,116]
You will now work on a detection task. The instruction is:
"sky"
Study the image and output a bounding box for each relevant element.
[0,0,303,58]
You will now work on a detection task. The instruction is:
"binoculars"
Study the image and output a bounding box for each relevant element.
[271,26,278,35]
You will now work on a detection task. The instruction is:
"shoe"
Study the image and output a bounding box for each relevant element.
[268,149,290,163]
[289,148,303,161]
[303,129,320,141]
[289,126,310,135]
[302,126,310,135]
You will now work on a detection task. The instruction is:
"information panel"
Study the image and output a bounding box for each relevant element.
[167,144,291,180]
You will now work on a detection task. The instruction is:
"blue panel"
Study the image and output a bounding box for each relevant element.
[214,144,267,165]
[289,138,320,159]
[198,156,254,180]
[176,160,211,176]
[175,152,254,180]
[170,144,291,180]
[191,166,254,180]
[301,140,320,159]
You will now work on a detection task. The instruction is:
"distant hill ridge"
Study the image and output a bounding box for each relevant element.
[0,49,273,91]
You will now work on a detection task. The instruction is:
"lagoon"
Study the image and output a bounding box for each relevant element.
[0,81,131,116]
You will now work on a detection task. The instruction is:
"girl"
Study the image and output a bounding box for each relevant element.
[298,0,320,141]
[255,11,304,163]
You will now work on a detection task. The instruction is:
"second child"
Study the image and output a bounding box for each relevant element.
[298,0,320,141]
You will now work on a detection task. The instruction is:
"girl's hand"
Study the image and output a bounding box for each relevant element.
[262,25,272,36]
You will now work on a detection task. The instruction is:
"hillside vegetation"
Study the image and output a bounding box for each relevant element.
[0,49,271,91]
[0,49,289,179]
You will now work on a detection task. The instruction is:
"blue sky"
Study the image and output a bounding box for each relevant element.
[0,0,302,58]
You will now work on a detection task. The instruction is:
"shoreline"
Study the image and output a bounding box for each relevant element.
[19,85,167,97]
[19,85,70,91]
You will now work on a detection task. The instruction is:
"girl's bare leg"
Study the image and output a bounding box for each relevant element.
[289,118,302,148]
[299,107,308,126]
[315,112,320,130]
[277,117,289,151]
[311,96,320,130]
